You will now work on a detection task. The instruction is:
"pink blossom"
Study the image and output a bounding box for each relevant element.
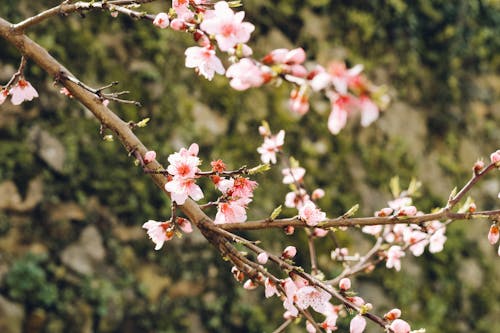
[488,225,499,245]
[282,167,306,184]
[230,176,258,198]
[294,286,332,314]
[405,229,428,256]
[257,252,269,264]
[328,62,363,95]
[285,189,310,209]
[388,197,412,210]
[386,245,405,271]
[226,58,264,90]
[142,220,174,250]
[185,46,225,80]
[214,200,247,224]
[350,315,366,333]
[320,303,339,333]
[9,79,38,105]
[257,129,285,164]
[328,98,349,135]
[172,0,194,21]
[389,319,411,333]
[384,308,401,321]
[348,296,365,307]
[362,225,383,235]
[167,148,200,179]
[165,178,204,204]
[243,279,258,290]
[339,278,351,290]
[311,188,325,200]
[490,150,500,165]
[0,88,8,104]
[262,48,306,65]
[299,201,326,227]
[153,12,170,28]
[310,71,331,91]
[375,207,394,217]
[143,150,156,164]
[398,205,417,217]
[313,228,329,237]
[429,228,447,253]
[359,95,379,127]
[282,245,297,259]
[176,217,193,233]
[306,321,316,333]
[231,266,244,282]
[282,278,299,316]
[289,87,309,115]
[200,1,254,52]
[264,278,279,298]
[170,18,186,31]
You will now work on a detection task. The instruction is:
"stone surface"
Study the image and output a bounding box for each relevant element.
[0,295,24,333]
[60,226,106,275]
[28,126,66,173]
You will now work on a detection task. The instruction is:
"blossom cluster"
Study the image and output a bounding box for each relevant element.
[0,78,39,106]
[487,150,500,256]
[150,1,388,135]
[362,196,447,271]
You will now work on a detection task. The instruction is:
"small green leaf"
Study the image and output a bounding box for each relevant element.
[136,118,150,128]
[344,204,359,217]
[248,164,270,175]
[270,205,282,220]
[390,176,400,198]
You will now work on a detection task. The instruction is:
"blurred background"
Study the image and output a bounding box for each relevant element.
[1,0,499,332]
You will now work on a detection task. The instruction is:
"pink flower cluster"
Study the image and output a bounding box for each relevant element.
[362,196,447,270]
[0,79,39,106]
[257,127,285,164]
[164,143,204,204]
[142,217,193,250]
[213,175,257,224]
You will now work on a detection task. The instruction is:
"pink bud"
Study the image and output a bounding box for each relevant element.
[490,150,500,165]
[398,206,417,217]
[258,125,270,136]
[384,308,401,321]
[143,150,156,164]
[313,228,328,237]
[348,296,365,307]
[243,279,257,290]
[339,278,351,290]
[284,225,295,235]
[488,225,499,245]
[282,246,297,259]
[169,18,186,31]
[153,12,170,29]
[389,319,411,333]
[231,266,244,282]
[284,48,306,64]
[102,99,110,107]
[257,252,269,264]
[376,207,394,217]
[176,217,192,234]
[350,315,366,333]
[473,160,485,174]
[312,188,325,200]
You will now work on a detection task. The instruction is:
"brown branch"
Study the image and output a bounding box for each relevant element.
[12,0,158,31]
[219,209,500,231]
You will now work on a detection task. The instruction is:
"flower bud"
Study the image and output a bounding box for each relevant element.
[243,279,258,290]
[170,18,186,31]
[384,308,401,321]
[398,206,417,217]
[490,150,500,165]
[473,160,485,174]
[339,277,351,290]
[257,252,269,264]
[389,319,411,333]
[284,225,295,235]
[488,225,499,245]
[231,266,244,282]
[312,188,325,200]
[376,207,393,217]
[282,246,297,259]
[143,150,156,164]
[153,13,170,29]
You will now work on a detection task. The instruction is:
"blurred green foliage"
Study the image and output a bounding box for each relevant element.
[1,0,500,332]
